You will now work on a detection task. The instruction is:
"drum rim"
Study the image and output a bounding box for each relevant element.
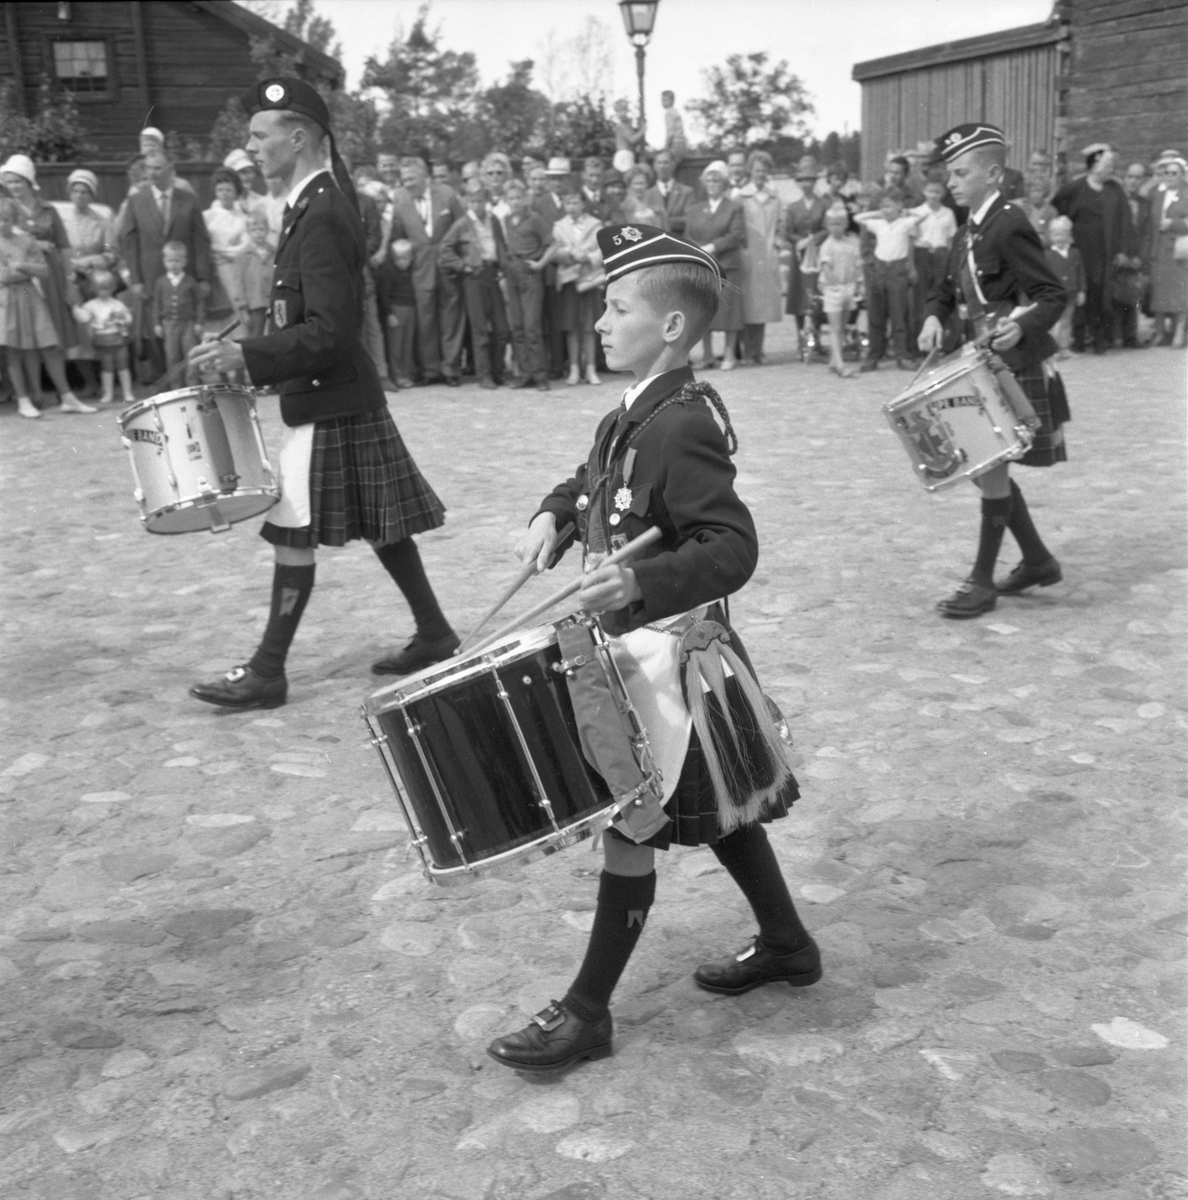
[365,622,560,712]
[884,346,990,411]
[120,383,256,426]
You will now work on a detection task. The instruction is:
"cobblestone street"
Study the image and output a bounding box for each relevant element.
[1,332,1185,1200]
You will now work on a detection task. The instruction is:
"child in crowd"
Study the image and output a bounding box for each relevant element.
[241,212,275,339]
[501,177,552,390]
[486,223,817,1075]
[72,268,134,404]
[549,188,603,386]
[855,188,918,370]
[909,179,958,345]
[1020,175,1058,246]
[375,237,417,388]
[1044,216,1086,356]
[151,241,205,385]
[440,183,509,389]
[0,197,96,418]
[817,206,863,378]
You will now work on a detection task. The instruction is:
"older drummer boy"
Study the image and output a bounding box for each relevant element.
[485,225,818,1075]
[188,79,457,709]
[919,123,1069,618]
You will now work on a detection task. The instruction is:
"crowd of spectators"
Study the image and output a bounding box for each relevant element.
[1,116,1184,417]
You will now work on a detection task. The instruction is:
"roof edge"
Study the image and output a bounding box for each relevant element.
[852,21,1066,82]
[193,0,345,87]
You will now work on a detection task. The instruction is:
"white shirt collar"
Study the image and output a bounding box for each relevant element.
[969,190,1000,227]
[623,373,662,413]
[287,168,330,210]
[166,271,184,284]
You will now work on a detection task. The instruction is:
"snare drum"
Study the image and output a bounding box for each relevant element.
[118,386,278,533]
[364,617,659,885]
[883,347,1039,491]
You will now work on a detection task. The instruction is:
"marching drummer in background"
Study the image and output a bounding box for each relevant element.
[188,79,457,710]
[487,225,819,1075]
[919,123,1070,619]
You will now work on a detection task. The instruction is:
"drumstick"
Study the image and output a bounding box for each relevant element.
[154,318,241,394]
[468,525,663,656]
[905,346,941,389]
[455,521,575,654]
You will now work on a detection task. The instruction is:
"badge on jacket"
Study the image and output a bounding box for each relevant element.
[274,299,287,329]
[614,486,633,511]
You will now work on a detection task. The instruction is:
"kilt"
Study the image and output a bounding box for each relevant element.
[1016,363,1070,468]
[608,728,797,850]
[261,407,446,548]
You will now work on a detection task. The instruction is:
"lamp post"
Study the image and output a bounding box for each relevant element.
[618,1,659,134]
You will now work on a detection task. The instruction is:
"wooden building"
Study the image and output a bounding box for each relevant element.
[1,1,342,159]
[852,0,1188,180]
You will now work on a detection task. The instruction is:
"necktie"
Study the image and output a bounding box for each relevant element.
[157,189,171,228]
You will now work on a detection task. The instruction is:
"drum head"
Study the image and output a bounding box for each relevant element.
[144,491,278,534]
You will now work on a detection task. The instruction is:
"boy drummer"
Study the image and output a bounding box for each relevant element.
[486,225,819,1075]
[918,123,1069,618]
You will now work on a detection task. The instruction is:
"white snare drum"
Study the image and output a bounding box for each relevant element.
[883,347,1039,491]
[118,386,278,533]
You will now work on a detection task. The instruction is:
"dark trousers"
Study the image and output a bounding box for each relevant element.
[541,268,566,376]
[383,304,417,383]
[414,268,466,379]
[504,263,546,381]
[866,258,911,360]
[462,264,509,381]
[161,319,198,382]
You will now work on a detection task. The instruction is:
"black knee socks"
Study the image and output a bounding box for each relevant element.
[373,538,452,641]
[973,494,1013,585]
[565,870,656,1019]
[1007,480,1052,565]
[248,563,315,679]
[711,823,809,955]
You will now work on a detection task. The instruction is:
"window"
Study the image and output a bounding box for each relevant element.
[52,40,108,94]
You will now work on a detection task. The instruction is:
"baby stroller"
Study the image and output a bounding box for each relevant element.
[798,283,868,364]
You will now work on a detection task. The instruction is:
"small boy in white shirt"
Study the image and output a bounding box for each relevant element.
[73,269,134,404]
[855,189,918,370]
[817,207,863,378]
[909,180,957,345]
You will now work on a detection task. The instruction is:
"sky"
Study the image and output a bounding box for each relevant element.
[309,0,1055,143]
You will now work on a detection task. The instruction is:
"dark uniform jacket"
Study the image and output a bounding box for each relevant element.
[536,367,757,637]
[241,172,385,428]
[925,192,1065,372]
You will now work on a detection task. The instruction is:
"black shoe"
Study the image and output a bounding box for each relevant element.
[189,664,287,710]
[995,556,1062,594]
[536,378,551,392]
[477,376,497,389]
[858,358,879,373]
[507,375,534,390]
[487,1000,613,1073]
[444,374,460,387]
[936,577,997,619]
[418,373,444,387]
[694,936,822,995]
[371,631,460,675]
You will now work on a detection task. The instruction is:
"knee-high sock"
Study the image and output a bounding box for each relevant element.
[565,870,656,1019]
[373,538,452,640]
[973,494,1013,586]
[248,563,315,679]
[711,823,809,955]
[1007,480,1052,565]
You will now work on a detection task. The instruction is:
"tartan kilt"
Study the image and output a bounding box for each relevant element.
[1016,364,1069,468]
[261,408,446,548]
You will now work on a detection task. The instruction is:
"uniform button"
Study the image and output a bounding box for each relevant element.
[311,379,320,388]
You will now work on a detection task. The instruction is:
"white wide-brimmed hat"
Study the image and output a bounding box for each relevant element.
[544,157,571,176]
[0,154,36,185]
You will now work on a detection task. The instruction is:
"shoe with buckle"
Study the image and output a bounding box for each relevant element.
[189,664,287,710]
[486,1000,613,1073]
[694,936,822,995]
[936,576,997,619]
[371,630,460,676]
[995,556,1062,595]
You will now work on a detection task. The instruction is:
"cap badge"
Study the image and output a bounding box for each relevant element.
[265,83,286,103]
[613,226,643,246]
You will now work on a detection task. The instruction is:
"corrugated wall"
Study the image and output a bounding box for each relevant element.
[860,45,1058,179]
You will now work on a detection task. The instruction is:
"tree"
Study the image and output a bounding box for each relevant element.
[0,79,96,162]
[282,0,341,60]
[478,60,551,157]
[687,53,814,149]
[536,17,615,104]
[363,3,479,159]
[549,95,617,162]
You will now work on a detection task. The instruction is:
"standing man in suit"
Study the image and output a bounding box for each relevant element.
[387,158,466,385]
[580,158,610,223]
[645,150,695,236]
[119,151,212,376]
[187,78,457,709]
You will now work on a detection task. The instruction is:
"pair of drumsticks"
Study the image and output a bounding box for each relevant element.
[458,525,662,656]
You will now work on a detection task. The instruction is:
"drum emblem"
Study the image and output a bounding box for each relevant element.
[274,299,287,328]
[898,408,967,481]
[186,441,203,461]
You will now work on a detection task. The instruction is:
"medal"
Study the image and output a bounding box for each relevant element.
[609,513,621,526]
[576,494,588,511]
[614,486,632,511]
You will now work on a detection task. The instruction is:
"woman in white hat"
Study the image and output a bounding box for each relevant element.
[1148,150,1188,347]
[0,155,94,413]
[60,168,116,395]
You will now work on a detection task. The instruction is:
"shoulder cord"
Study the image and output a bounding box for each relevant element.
[619,381,739,459]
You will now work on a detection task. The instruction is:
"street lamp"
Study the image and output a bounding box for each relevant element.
[618,1,659,134]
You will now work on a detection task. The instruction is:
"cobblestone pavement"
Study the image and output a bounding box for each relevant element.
[1,331,1185,1200]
